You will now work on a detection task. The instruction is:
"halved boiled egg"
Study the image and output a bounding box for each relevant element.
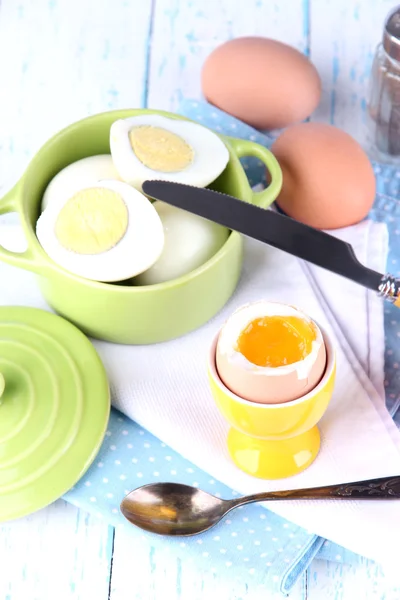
[216,301,326,404]
[36,180,164,282]
[109,114,230,191]
[41,155,122,211]
[133,200,229,285]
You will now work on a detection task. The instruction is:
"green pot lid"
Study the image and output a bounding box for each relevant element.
[0,306,110,521]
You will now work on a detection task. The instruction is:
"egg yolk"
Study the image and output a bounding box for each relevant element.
[55,187,128,255]
[129,125,194,172]
[236,315,317,368]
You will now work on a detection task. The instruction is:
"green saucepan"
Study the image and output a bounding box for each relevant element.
[0,108,282,344]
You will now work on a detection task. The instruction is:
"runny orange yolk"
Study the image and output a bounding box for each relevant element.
[236,315,317,368]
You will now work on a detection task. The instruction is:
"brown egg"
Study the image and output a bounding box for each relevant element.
[201,37,321,130]
[270,123,376,229]
[215,301,326,405]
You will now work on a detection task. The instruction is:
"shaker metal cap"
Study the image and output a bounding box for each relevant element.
[384,6,400,61]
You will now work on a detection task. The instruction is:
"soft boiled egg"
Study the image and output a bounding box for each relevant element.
[41,155,122,212]
[216,301,327,404]
[109,114,230,191]
[133,200,230,285]
[36,179,164,282]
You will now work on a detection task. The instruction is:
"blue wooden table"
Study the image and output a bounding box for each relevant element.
[1,1,399,598]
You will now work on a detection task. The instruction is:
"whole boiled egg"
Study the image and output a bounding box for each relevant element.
[202,37,321,130]
[41,155,121,211]
[270,123,376,229]
[36,180,164,282]
[109,114,230,191]
[216,301,326,404]
[133,200,229,285]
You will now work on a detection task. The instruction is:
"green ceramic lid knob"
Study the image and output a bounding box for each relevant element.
[0,306,110,521]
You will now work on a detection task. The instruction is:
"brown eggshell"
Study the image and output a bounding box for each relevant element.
[201,37,321,130]
[215,331,327,405]
[270,122,376,229]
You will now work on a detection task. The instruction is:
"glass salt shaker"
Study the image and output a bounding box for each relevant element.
[367,6,400,163]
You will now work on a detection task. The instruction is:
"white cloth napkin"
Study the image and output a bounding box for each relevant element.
[1,219,400,571]
[305,221,386,399]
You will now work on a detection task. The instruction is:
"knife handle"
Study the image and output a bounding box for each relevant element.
[378,274,400,307]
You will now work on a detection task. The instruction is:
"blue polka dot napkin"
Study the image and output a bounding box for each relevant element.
[64,410,323,595]
[61,101,400,595]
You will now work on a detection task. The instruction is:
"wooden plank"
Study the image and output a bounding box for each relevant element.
[0,500,113,600]
[309,0,394,147]
[0,0,153,189]
[109,524,307,600]
[308,559,400,600]
[147,0,308,112]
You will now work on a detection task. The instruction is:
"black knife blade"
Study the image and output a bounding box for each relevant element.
[143,180,385,293]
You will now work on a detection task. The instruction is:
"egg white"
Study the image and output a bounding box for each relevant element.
[109,114,230,191]
[217,300,324,380]
[133,200,229,285]
[36,179,165,283]
[41,155,122,212]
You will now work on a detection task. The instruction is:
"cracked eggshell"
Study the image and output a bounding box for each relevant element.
[215,301,327,404]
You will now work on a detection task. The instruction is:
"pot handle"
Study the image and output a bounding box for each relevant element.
[0,180,48,275]
[228,138,283,209]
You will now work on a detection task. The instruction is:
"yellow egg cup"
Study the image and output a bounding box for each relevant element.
[207,325,336,479]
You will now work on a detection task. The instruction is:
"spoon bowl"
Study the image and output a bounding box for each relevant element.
[120,482,230,535]
[120,476,400,537]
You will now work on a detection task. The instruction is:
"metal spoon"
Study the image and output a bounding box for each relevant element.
[120,475,400,536]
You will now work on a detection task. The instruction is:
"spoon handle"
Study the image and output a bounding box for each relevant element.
[231,475,400,508]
